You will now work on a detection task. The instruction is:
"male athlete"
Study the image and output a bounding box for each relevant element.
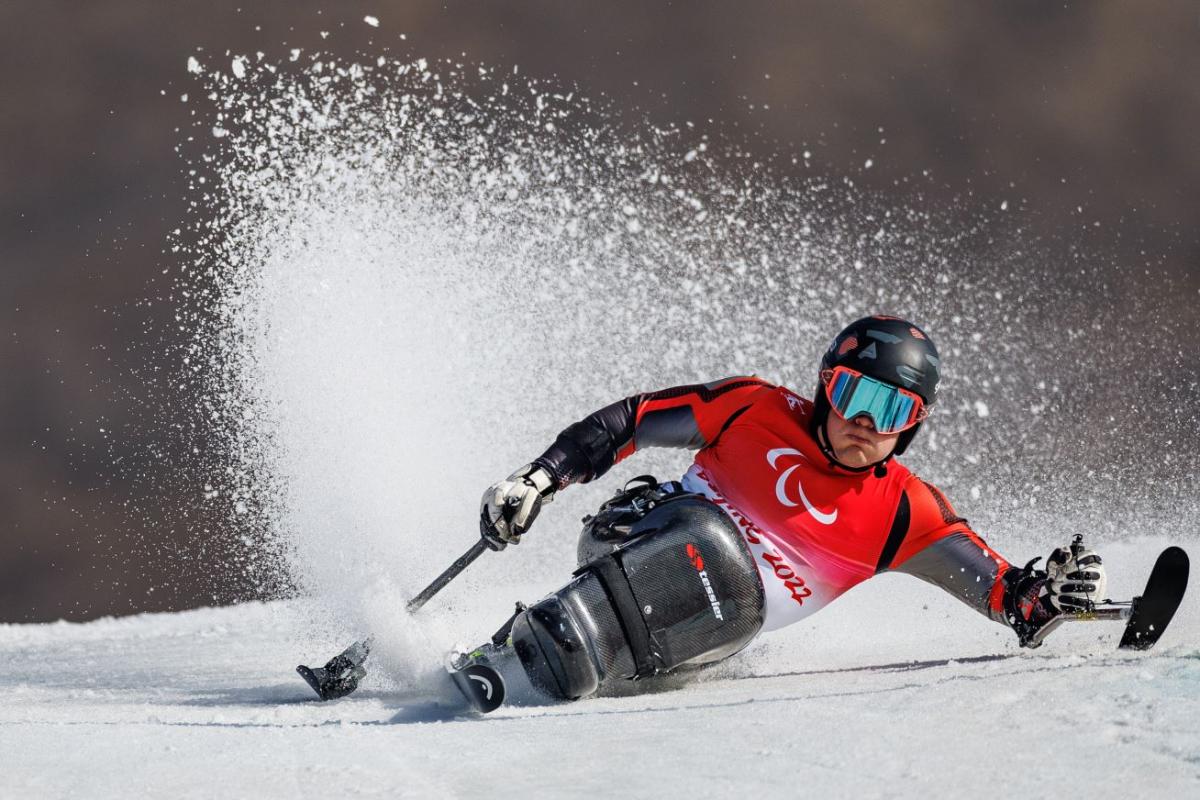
[463,316,1107,709]
[301,316,1108,709]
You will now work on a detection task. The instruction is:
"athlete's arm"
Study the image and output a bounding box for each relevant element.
[887,478,1013,624]
[533,376,771,488]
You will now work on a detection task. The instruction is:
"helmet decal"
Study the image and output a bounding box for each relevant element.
[837,336,858,356]
[866,328,902,344]
[858,342,877,360]
[895,364,923,388]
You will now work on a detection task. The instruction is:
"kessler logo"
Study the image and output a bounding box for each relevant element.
[766,448,838,524]
[692,466,813,607]
[686,543,724,621]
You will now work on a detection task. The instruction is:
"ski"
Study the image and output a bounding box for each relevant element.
[297,638,372,701]
[296,540,494,701]
[1028,546,1189,649]
[1118,546,1189,650]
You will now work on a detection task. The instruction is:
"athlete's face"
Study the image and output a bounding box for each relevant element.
[824,409,900,468]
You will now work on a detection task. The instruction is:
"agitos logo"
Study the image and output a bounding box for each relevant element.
[686,543,724,621]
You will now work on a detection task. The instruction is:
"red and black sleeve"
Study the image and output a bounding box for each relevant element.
[533,376,771,488]
[888,478,1014,624]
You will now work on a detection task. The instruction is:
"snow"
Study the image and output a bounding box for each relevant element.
[2,538,1196,797]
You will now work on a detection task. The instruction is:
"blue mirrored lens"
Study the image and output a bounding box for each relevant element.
[829,371,916,433]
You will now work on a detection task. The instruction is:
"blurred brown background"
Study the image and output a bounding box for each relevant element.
[2,1,1197,622]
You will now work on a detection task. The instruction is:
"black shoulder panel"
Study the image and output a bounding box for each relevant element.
[636,406,705,449]
[874,490,911,574]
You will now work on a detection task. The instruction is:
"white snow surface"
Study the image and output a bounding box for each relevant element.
[3,538,1197,798]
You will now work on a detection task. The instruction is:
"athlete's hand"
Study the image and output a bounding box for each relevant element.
[479,464,557,550]
[1045,541,1107,611]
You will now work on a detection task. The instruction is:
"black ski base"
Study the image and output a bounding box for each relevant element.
[1119,546,1189,651]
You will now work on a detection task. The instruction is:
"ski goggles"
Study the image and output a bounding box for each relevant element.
[821,365,928,434]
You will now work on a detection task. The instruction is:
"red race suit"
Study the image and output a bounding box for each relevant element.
[534,376,1014,632]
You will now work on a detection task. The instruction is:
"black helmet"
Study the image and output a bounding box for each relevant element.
[811,315,941,466]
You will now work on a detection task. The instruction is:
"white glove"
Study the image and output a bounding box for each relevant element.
[479,464,557,550]
[1045,541,1107,612]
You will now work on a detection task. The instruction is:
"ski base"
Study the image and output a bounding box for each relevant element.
[1119,546,1189,650]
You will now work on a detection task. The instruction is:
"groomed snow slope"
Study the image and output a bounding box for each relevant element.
[2,538,1197,798]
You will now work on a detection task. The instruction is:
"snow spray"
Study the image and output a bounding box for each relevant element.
[174,48,1198,690]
